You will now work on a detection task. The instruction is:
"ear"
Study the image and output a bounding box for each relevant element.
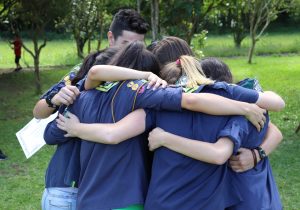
[107,31,115,47]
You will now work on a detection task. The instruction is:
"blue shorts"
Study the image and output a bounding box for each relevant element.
[41,187,78,210]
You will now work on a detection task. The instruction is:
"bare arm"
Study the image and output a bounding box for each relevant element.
[33,85,80,119]
[85,65,167,90]
[229,122,283,172]
[256,91,285,112]
[56,109,147,144]
[182,93,266,131]
[33,99,57,119]
[148,127,234,165]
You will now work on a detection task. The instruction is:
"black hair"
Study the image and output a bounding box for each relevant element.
[108,40,160,75]
[146,40,159,52]
[109,9,149,40]
[200,57,233,83]
[94,46,120,66]
[71,48,118,85]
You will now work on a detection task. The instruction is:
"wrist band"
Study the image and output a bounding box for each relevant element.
[251,149,257,167]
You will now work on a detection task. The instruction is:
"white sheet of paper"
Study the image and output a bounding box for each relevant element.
[16,112,58,159]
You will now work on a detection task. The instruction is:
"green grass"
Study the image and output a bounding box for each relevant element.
[1,31,300,70]
[0,39,110,69]
[197,31,300,57]
[0,41,299,208]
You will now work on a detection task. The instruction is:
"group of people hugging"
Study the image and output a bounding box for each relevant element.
[34,9,284,210]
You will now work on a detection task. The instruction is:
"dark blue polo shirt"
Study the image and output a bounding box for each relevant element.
[227,118,282,210]
[144,82,259,210]
[44,80,183,210]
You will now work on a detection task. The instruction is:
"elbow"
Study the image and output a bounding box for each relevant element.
[275,99,285,112]
[214,155,228,165]
[104,128,120,145]
[182,94,197,110]
[276,128,283,144]
[33,107,43,119]
[213,148,230,165]
[88,66,98,78]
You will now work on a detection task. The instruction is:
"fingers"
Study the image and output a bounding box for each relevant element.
[152,78,162,91]
[147,77,156,89]
[67,85,80,96]
[53,86,80,106]
[147,74,168,90]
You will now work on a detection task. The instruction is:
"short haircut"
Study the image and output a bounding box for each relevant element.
[108,41,160,75]
[109,9,149,40]
[200,57,233,83]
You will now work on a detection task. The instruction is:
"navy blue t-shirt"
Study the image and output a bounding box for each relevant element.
[144,82,259,210]
[44,80,183,210]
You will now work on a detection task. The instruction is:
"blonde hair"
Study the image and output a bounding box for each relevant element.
[160,55,214,88]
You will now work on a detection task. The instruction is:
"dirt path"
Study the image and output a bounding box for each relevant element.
[0,65,74,75]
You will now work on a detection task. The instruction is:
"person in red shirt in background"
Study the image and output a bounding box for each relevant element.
[10,34,22,71]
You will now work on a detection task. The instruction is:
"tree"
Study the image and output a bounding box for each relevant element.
[247,0,287,63]
[160,0,222,44]
[220,0,249,48]
[0,0,17,19]
[151,0,159,40]
[65,0,105,58]
[137,0,141,13]
[9,0,68,93]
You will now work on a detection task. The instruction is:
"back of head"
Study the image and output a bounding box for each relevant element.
[152,36,194,66]
[200,57,233,83]
[160,55,213,88]
[109,40,160,75]
[94,47,120,66]
[71,50,104,85]
[109,9,149,40]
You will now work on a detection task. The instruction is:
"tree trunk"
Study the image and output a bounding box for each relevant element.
[234,31,245,48]
[137,0,141,13]
[248,37,256,64]
[34,55,41,94]
[88,38,91,54]
[97,14,104,50]
[32,38,42,94]
[151,0,159,41]
[76,38,85,58]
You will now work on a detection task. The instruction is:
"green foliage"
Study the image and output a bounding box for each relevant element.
[192,30,208,58]
[159,0,222,44]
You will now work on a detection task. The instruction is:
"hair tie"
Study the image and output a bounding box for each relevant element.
[176,58,181,66]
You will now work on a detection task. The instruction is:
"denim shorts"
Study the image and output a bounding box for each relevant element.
[41,187,78,210]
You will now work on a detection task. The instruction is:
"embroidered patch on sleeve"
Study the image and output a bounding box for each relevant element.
[96,82,119,92]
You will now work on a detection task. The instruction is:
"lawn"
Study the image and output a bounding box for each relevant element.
[197,31,300,57]
[1,31,300,70]
[0,30,300,209]
[0,54,299,209]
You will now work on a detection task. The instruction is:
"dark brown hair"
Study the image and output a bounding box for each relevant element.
[71,50,103,85]
[200,57,233,83]
[108,40,160,75]
[152,36,194,66]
